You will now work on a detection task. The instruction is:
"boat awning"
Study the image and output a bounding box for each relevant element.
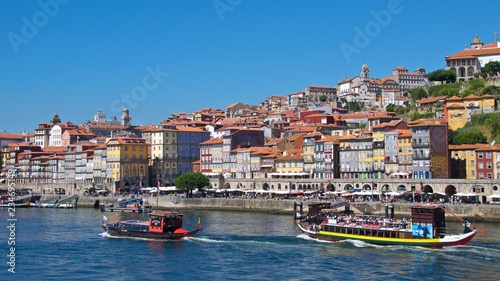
[454,192,477,197]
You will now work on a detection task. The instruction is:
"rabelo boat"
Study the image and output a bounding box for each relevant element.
[102,211,202,240]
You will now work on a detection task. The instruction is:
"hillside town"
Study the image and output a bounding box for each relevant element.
[2,34,500,195]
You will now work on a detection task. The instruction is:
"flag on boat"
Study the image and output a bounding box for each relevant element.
[103,215,108,221]
[198,217,202,228]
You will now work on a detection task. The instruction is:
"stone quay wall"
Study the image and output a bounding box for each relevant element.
[69,195,500,222]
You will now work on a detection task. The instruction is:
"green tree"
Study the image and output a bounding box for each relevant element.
[385,103,396,112]
[486,114,500,139]
[410,88,427,101]
[482,85,500,95]
[319,94,328,103]
[452,130,487,145]
[427,69,456,83]
[481,61,500,75]
[174,172,209,197]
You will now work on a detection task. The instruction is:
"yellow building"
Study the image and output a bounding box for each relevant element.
[397,129,413,177]
[449,144,483,179]
[107,137,149,191]
[445,94,495,130]
[149,128,178,182]
[371,126,385,179]
[275,149,303,174]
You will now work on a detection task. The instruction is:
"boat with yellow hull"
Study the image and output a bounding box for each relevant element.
[296,203,479,248]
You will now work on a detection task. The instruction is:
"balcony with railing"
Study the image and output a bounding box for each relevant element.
[413,153,429,160]
[412,142,429,148]
[373,142,384,149]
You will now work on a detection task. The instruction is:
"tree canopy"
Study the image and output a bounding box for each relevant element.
[427,69,456,83]
[385,103,396,113]
[481,61,500,74]
[174,172,210,197]
[451,130,487,145]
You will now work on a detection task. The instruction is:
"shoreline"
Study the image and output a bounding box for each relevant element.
[67,195,500,223]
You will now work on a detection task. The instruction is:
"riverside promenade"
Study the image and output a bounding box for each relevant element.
[68,194,500,222]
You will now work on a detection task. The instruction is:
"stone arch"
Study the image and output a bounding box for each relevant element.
[467,66,475,77]
[422,184,433,193]
[458,67,466,78]
[445,185,457,196]
[291,183,296,190]
[326,183,335,191]
[263,183,270,190]
[344,184,353,191]
[307,184,312,190]
[277,183,282,190]
[381,184,391,192]
[224,182,231,189]
[271,184,274,190]
[362,183,372,190]
[397,184,407,192]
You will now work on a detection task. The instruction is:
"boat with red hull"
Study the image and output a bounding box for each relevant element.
[102,211,201,240]
[295,203,480,248]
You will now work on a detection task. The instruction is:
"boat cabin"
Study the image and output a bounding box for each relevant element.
[410,205,446,239]
[148,211,184,233]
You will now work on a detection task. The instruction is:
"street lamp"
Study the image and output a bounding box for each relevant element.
[156,173,161,207]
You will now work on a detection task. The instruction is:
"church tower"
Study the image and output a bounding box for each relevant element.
[121,107,132,127]
[470,34,483,49]
[50,112,61,124]
[361,62,370,83]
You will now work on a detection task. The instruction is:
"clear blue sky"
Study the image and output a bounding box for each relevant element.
[1,0,498,133]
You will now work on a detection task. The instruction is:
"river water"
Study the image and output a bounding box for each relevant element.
[1,207,499,280]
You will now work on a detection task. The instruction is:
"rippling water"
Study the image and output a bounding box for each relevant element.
[2,207,499,280]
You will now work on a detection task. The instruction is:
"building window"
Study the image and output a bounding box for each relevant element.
[487,162,492,169]
[478,152,483,159]
[479,162,484,169]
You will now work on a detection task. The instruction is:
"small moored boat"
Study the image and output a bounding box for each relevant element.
[100,197,152,213]
[295,202,481,248]
[102,211,202,240]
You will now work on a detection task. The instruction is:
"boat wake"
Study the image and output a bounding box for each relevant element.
[189,235,283,246]
[99,232,190,242]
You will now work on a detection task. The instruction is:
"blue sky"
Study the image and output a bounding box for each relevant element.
[1,0,499,133]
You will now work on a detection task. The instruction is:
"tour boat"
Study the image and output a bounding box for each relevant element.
[102,211,202,240]
[295,203,480,248]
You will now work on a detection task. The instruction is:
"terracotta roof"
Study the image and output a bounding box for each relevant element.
[0,133,25,140]
[200,138,223,145]
[397,129,412,138]
[446,96,463,102]
[416,95,447,105]
[462,94,480,100]
[447,46,500,59]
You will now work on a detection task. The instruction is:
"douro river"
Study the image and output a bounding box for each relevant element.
[2,208,499,280]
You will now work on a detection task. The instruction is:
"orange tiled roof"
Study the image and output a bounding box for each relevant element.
[416,95,447,104]
[447,46,500,59]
